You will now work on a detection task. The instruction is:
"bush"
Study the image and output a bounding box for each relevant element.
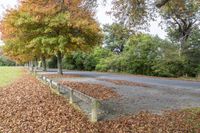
[95,59,110,71]
[124,34,161,75]
[83,54,97,71]
[0,56,15,66]
[62,47,113,71]
[61,34,197,78]
[62,54,75,70]
[47,56,57,68]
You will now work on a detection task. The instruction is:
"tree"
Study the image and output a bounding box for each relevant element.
[111,0,151,30]
[183,28,200,76]
[125,34,163,75]
[39,0,102,74]
[103,23,130,53]
[156,0,171,8]
[0,9,34,64]
[152,38,185,77]
[159,0,200,55]
[1,0,102,74]
[0,9,49,71]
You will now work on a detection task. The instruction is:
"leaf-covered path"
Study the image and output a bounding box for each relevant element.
[0,73,200,133]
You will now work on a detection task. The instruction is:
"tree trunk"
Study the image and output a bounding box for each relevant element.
[57,51,63,75]
[34,58,38,69]
[41,56,47,72]
[31,60,34,72]
[179,34,188,56]
[28,61,31,68]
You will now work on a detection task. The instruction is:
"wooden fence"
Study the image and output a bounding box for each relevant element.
[37,75,100,122]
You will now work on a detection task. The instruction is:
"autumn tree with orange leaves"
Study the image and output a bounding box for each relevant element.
[1,0,102,74]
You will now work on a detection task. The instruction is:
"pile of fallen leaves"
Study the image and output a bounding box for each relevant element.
[98,79,150,88]
[42,74,81,79]
[97,110,200,133]
[0,72,200,133]
[60,81,119,100]
[0,75,96,133]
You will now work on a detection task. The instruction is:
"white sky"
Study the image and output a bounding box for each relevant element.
[0,0,18,19]
[0,0,19,45]
[0,0,167,45]
[96,0,167,39]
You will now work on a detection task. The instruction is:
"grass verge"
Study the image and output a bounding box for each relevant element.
[0,67,22,87]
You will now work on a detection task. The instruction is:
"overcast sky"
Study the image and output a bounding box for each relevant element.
[0,0,167,45]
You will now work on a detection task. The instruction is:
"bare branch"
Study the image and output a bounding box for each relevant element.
[156,0,171,8]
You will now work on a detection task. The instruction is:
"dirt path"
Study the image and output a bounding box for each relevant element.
[0,73,200,133]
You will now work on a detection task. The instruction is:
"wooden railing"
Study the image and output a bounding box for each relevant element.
[37,75,100,122]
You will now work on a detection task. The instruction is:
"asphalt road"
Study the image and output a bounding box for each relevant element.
[38,69,200,120]
[45,69,200,89]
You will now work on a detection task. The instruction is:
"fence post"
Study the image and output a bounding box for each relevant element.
[33,67,36,76]
[57,83,61,92]
[50,80,53,88]
[91,98,98,122]
[69,89,74,104]
[43,76,46,82]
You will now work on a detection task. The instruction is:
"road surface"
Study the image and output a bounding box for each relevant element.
[38,69,200,120]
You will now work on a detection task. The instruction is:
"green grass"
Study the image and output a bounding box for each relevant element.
[184,108,200,129]
[178,77,200,82]
[0,67,22,87]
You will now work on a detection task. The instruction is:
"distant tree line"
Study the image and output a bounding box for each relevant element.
[0,47,15,66]
[0,56,15,66]
[48,28,200,77]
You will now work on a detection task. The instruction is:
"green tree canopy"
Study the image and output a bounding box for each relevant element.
[103,23,131,53]
[159,0,200,54]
